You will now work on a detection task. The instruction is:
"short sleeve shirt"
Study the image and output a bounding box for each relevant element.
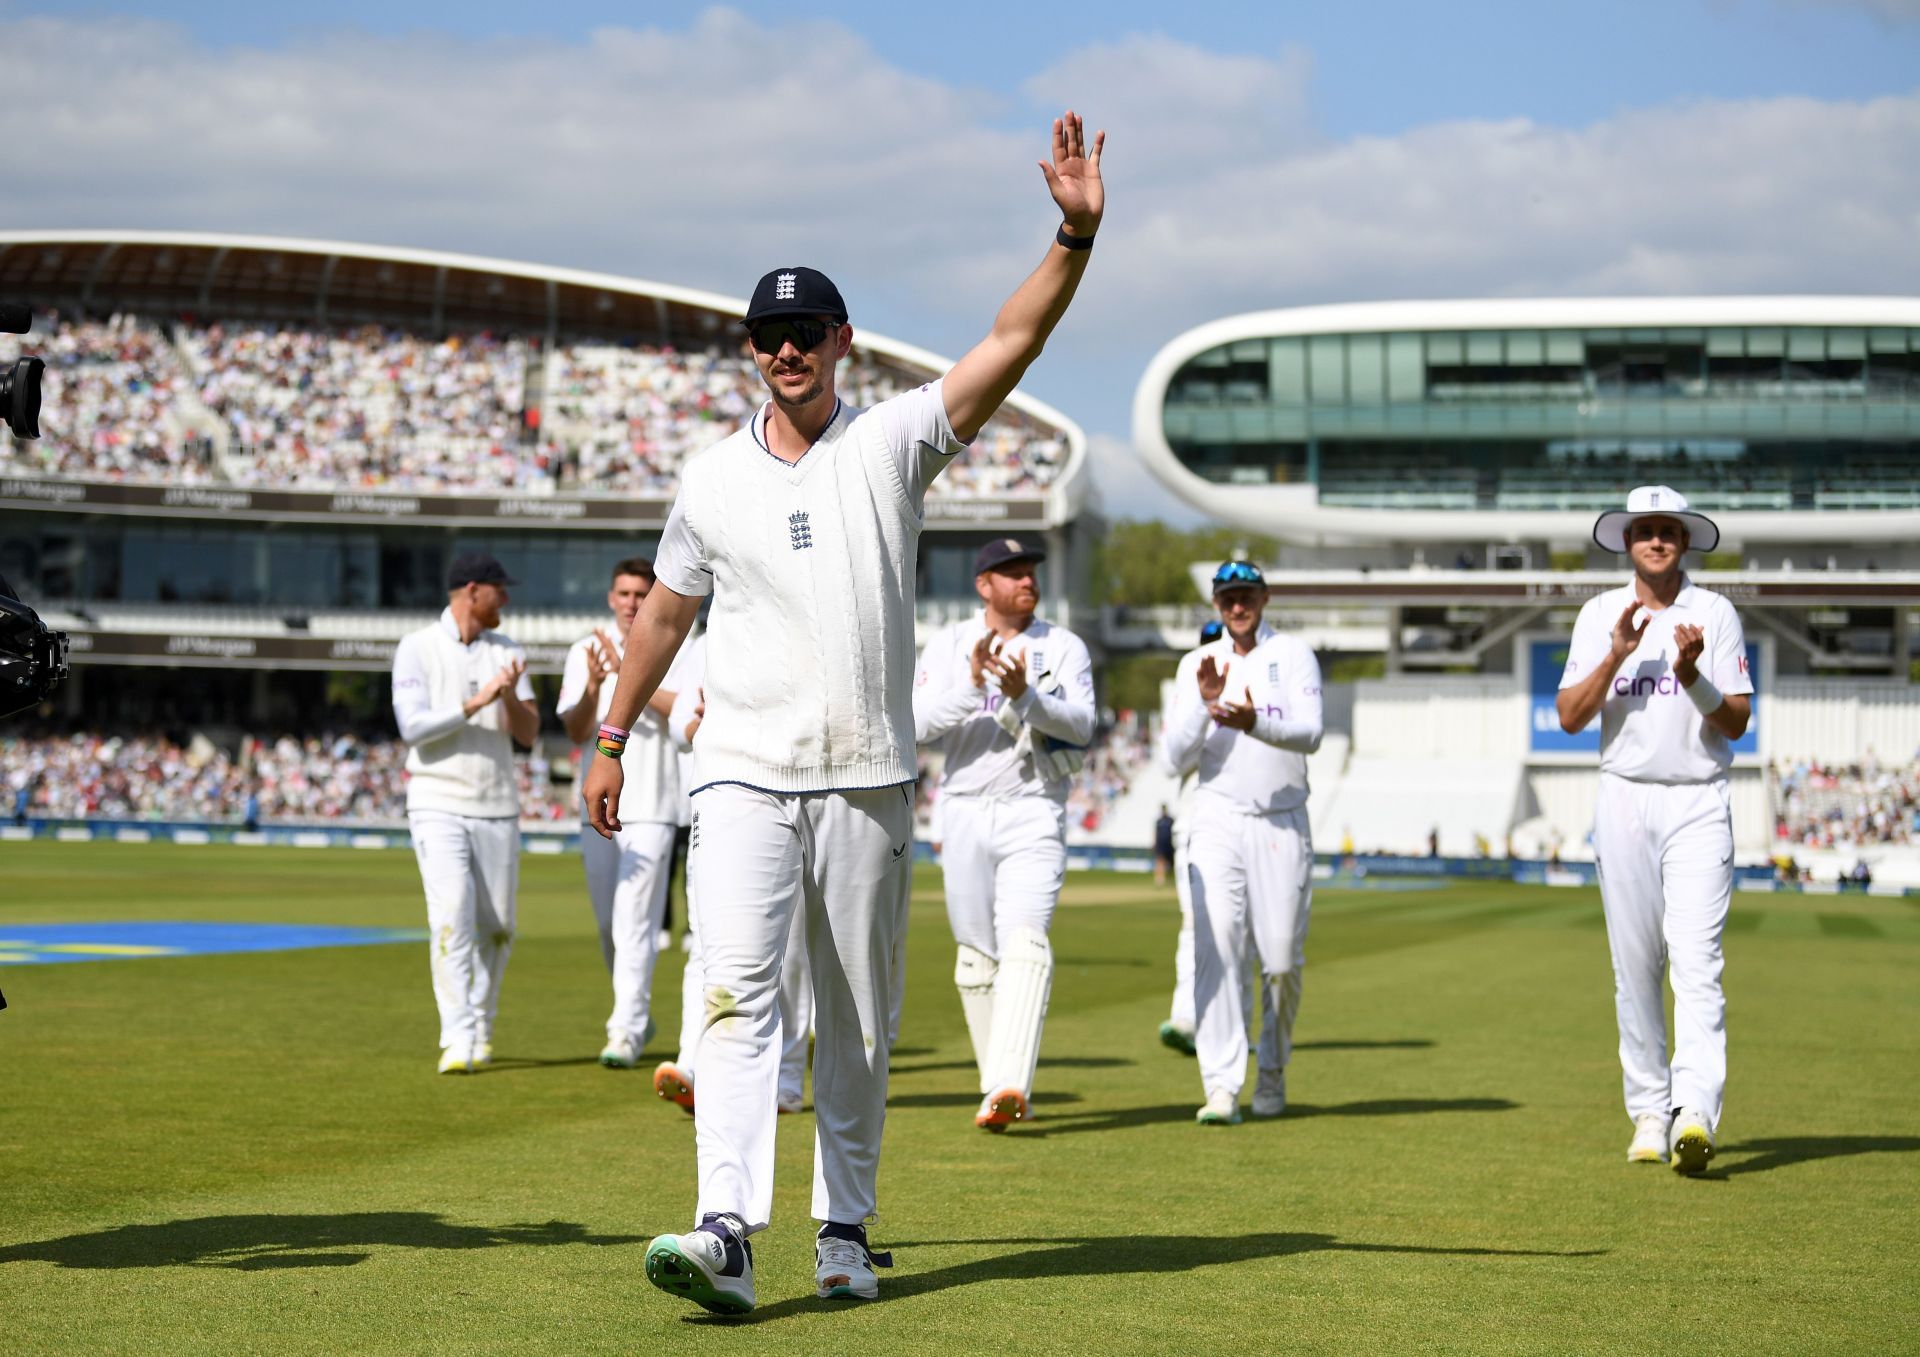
[1559,579,1752,783]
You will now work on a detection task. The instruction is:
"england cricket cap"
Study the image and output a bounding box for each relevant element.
[446,551,517,590]
[1592,485,1720,555]
[742,267,848,325]
[974,537,1048,574]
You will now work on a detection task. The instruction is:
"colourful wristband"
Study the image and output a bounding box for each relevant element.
[598,723,630,740]
[595,736,627,759]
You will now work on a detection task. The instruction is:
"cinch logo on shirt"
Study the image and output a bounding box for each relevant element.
[1613,674,1687,697]
[789,511,812,550]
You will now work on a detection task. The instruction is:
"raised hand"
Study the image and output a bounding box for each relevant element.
[1672,623,1706,685]
[1040,110,1105,237]
[584,629,620,693]
[969,632,996,688]
[1610,599,1651,662]
[1197,655,1227,703]
[985,642,1030,701]
[1210,686,1257,732]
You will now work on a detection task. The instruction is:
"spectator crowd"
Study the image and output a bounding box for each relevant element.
[3,312,1071,498]
[4,730,577,825]
[1771,753,1920,849]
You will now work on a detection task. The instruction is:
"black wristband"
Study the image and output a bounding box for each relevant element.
[1056,224,1095,251]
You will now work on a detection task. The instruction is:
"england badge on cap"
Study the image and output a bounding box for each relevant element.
[1592,485,1720,554]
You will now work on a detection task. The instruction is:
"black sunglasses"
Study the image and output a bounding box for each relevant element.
[747,317,837,355]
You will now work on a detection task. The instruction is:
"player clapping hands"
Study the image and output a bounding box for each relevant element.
[1196,655,1256,732]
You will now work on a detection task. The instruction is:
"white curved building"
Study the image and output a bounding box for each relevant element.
[1134,298,1920,557]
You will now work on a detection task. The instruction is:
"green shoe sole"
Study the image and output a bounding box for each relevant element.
[1158,1023,1196,1056]
[645,1239,753,1315]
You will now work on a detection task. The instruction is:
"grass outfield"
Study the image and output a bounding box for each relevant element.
[2,843,1917,1355]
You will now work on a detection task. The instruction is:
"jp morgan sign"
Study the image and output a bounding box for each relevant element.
[0,474,1050,530]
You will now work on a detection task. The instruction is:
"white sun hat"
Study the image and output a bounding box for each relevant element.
[1592,484,1720,555]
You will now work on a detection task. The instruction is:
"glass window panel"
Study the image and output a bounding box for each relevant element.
[1347,334,1385,402]
[1229,339,1265,362]
[1506,331,1544,365]
[1827,329,1866,359]
[1386,334,1423,401]
[1626,329,1664,342]
[1747,328,1785,356]
[1545,331,1584,364]
[1270,338,1306,404]
[1788,328,1825,359]
[1867,328,1908,353]
[1664,329,1703,343]
[1585,329,1622,343]
[1706,329,1745,356]
[1426,332,1462,364]
[1308,334,1345,402]
[1466,332,1502,365]
[1189,347,1229,368]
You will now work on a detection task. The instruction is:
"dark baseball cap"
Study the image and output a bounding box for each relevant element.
[742,266,848,326]
[446,551,517,590]
[1210,559,1266,595]
[974,537,1048,575]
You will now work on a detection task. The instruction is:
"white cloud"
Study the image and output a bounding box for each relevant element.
[4,11,1917,525]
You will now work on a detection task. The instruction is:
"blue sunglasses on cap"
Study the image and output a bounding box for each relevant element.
[1211,560,1265,594]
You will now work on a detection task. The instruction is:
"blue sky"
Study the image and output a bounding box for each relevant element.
[9,2,1920,519]
[46,1,1920,133]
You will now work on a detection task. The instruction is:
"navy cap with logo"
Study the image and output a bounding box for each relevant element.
[446,551,518,590]
[974,537,1048,575]
[743,266,848,326]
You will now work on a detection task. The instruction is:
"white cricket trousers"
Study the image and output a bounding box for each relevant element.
[675,888,814,1108]
[1593,773,1733,1128]
[1188,807,1312,1100]
[578,819,676,1043]
[938,794,1067,954]
[687,782,913,1233]
[1168,830,1253,1035]
[408,810,519,1051]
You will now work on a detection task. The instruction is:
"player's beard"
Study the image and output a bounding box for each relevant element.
[767,361,825,411]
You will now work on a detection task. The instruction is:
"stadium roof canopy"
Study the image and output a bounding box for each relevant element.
[1133,297,1920,548]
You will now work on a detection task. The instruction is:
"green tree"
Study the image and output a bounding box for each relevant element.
[1091,521,1282,606]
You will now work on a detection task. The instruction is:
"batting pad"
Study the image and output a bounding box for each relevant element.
[984,926,1052,1099]
[954,943,998,1093]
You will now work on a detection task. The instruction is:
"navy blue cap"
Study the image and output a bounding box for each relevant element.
[446,551,517,590]
[743,267,848,326]
[974,537,1048,574]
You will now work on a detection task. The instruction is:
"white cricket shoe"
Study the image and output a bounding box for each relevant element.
[1670,1108,1715,1175]
[437,1044,474,1075]
[1251,1067,1287,1119]
[600,1031,644,1069]
[815,1225,892,1300]
[470,1041,492,1071]
[777,1093,805,1116]
[646,1213,754,1315]
[1627,1112,1671,1163]
[1196,1088,1241,1126]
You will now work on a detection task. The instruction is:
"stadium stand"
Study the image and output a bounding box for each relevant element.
[1,311,1070,497]
[2,730,576,825]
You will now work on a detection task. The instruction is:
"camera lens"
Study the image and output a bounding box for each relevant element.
[0,356,44,439]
